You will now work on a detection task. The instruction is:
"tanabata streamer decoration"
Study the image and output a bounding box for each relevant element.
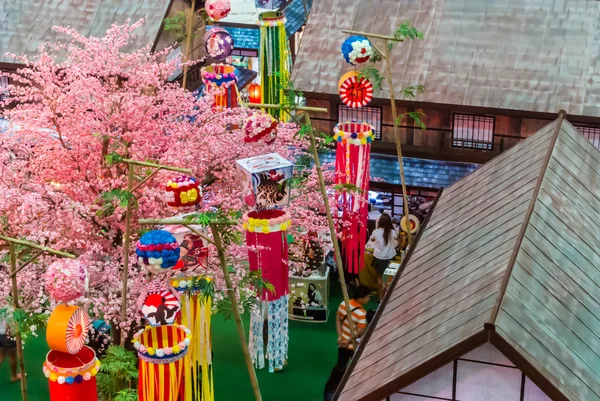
[205,0,231,21]
[45,259,88,303]
[255,0,283,8]
[245,209,291,372]
[44,346,100,401]
[334,121,374,275]
[341,35,373,65]
[236,153,294,210]
[204,28,234,60]
[135,324,191,401]
[165,176,201,208]
[338,71,373,108]
[136,230,181,274]
[47,304,91,355]
[171,276,214,401]
[400,214,420,235]
[139,279,181,327]
[201,64,238,108]
[258,11,291,119]
[243,112,278,144]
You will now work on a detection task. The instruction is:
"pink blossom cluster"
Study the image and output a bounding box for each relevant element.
[44,259,87,303]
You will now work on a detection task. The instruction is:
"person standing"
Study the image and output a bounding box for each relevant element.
[0,316,21,382]
[369,213,398,300]
[335,286,370,367]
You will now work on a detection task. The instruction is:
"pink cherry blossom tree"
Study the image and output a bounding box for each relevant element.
[0,20,332,340]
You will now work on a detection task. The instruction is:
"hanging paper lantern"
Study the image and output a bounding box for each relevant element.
[138,279,181,327]
[204,27,234,60]
[165,176,201,208]
[43,346,100,401]
[236,153,294,210]
[255,0,283,9]
[341,35,373,65]
[201,64,238,108]
[134,324,191,401]
[136,230,181,274]
[334,122,374,275]
[206,0,231,21]
[47,304,91,355]
[248,83,261,104]
[338,71,374,108]
[400,214,420,234]
[244,209,291,372]
[45,259,88,303]
[243,112,278,145]
[258,11,290,119]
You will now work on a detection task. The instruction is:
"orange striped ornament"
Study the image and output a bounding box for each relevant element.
[338,71,373,108]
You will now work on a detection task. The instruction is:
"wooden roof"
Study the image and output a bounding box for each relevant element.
[291,0,600,117]
[0,0,171,63]
[335,113,600,401]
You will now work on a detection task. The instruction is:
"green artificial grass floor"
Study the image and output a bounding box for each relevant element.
[2,283,374,401]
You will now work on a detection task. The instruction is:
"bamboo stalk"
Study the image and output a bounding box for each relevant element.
[138,218,216,246]
[342,29,404,42]
[9,250,44,278]
[246,103,327,113]
[122,159,192,174]
[182,0,196,90]
[383,42,412,244]
[9,243,28,401]
[119,165,135,346]
[0,235,75,259]
[131,167,163,193]
[304,113,358,349]
[209,224,262,401]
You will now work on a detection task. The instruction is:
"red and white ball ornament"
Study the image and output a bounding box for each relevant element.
[243,112,278,145]
[338,71,374,108]
[165,176,201,207]
[206,0,231,21]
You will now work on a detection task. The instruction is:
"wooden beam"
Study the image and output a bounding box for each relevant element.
[0,236,75,259]
[342,29,403,42]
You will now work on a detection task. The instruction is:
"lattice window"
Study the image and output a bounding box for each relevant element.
[338,105,382,140]
[574,123,600,150]
[452,113,495,150]
[0,76,9,101]
[167,46,183,82]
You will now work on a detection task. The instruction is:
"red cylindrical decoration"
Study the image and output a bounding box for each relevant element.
[165,176,202,208]
[333,122,374,275]
[44,346,99,401]
[201,64,238,109]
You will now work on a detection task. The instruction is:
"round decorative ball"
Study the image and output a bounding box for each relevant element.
[44,259,88,303]
[206,0,231,21]
[204,27,234,60]
[138,279,181,326]
[243,113,278,145]
[136,230,181,274]
[341,35,373,65]
[338,71,373,108]
[165,176,201,207]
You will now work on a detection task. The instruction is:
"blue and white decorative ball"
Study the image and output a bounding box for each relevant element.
[341,35,373,65]
[135,230,181,274]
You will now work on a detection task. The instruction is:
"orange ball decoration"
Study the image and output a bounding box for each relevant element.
[248,83,261,104]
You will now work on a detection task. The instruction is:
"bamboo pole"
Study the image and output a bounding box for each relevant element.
[122,159,192,174]
[382,43,412,244]
[119,165,135,346]
[342,29,404,42]
[182,0,196,90]
[9,244,28,401]
[0,235,76,259]
[138,217,215,246]
[210,224,262,401]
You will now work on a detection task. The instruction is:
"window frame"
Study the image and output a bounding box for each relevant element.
[451,113,495,151]
[573,123,600,150]
[337,104,383,141]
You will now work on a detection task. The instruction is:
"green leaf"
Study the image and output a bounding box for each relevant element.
[393,22,424,41]
[358,66,384,92]
[104,152,124,166]
[407,111,427,130]
[334,183,364,195]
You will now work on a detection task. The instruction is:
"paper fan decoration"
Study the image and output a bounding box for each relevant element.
[165,176,201,207]
[206,0,231,21]
[44,259,88,303]
[338,71,373,108]
[46,304,91,354]
[204,28,234,60]
[243,112,278,144]
[341,35,373,65]
[139,280,181,326]
[136,230,181,274]
[400,214,420,234]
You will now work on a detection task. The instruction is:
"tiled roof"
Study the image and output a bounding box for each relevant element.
[0,0,171,63]
[337,116,600,401]
[206,25,260,50]
[284,0,313,37]
[292,0,600,118]
[320,152,479,189]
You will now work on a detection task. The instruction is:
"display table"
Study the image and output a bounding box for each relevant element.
[289,266,329,322]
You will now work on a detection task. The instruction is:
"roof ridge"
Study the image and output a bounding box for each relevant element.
[486,110,566,327]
